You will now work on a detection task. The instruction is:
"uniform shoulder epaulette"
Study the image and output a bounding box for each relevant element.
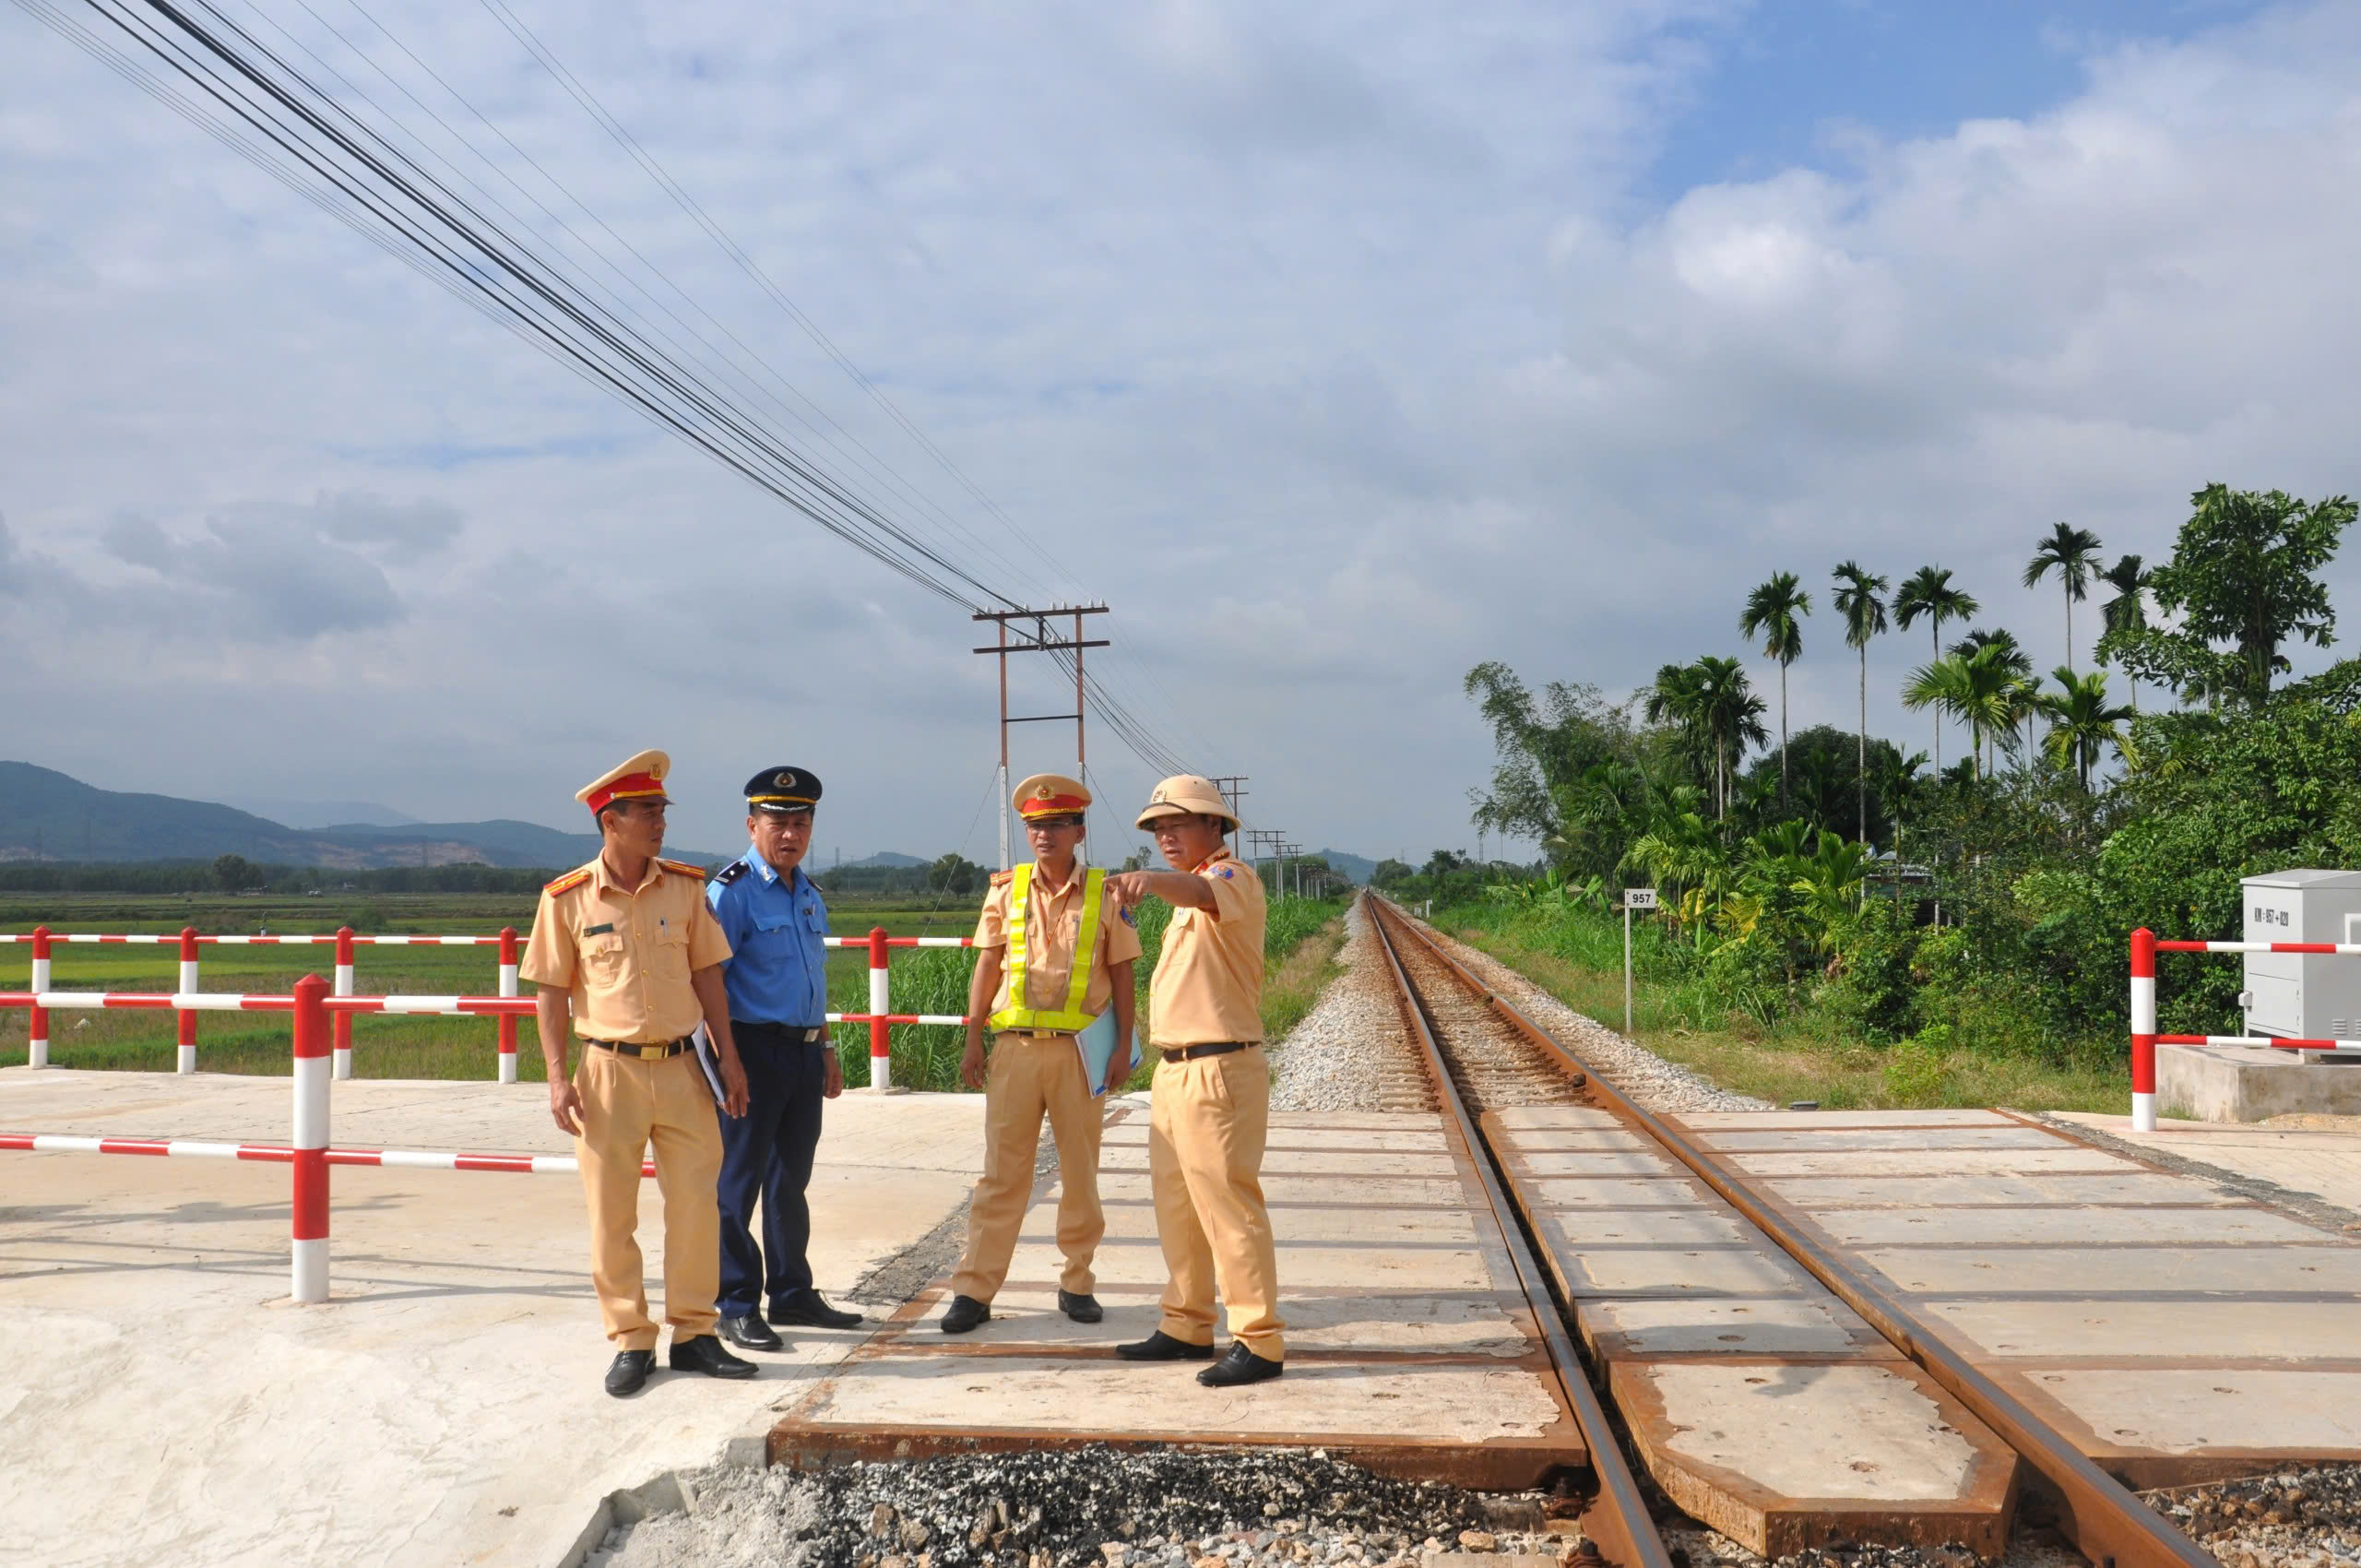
[543,868,592,896]
[712,860,751,886]
[990,870,1014,887]
[658,858,707,877]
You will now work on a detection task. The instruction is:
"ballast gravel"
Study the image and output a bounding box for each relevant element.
[1270,902,1430,1114]
[1417,922,1770,1116]
[584,1446,1563,1568]
[2144,1462,2361,1568]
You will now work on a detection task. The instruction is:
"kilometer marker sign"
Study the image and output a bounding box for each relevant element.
[1619,889,1656,1033]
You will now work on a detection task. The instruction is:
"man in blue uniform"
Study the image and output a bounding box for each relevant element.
[703,766,862,1350]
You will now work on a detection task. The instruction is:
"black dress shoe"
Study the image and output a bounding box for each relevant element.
[669,1335,758,1379]
[1197,1341,1284,1387]
[719,1313,784,1351]
[1058,1289,1103,1324]
[604,1349,656,1397]
[768,1289,863,1329]
[1114,1329,1216,1361]
[939,1294,991,1334]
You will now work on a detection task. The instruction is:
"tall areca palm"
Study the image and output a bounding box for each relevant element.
[1678,656,1768,818]
[1951,629,2035,772]
[2096,553,2152,711]
[2023,522,2106,671]
[1903,646,2020,782]
[1830,561,1889,844]
[2037,666,2139,789]
[1891,566,1979,773]
[1644,662,1713,797]
[1738,573,1811,809]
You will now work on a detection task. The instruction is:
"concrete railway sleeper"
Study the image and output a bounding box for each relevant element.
[1363,894,2217,1568]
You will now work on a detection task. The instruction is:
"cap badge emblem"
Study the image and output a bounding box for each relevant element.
[775,772,792,788]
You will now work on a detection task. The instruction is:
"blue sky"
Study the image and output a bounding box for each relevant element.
[3,0,2358,866]
[1655,1,2269,193]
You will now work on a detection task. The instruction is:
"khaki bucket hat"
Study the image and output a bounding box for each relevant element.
[1135,774,1239,833]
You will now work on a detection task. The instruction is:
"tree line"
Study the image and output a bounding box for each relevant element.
[1465,481,2361,1054]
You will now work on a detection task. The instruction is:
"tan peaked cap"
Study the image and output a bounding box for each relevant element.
[1135,773,1238,832]
[1014,772,1091,819]
[575,748,670,815]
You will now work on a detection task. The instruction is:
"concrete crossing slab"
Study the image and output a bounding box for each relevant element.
[766,1111,1584,1491]
[1670,1109,2361,1484]
[1485,1110,2020,1558]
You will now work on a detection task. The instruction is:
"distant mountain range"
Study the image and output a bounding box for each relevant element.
[0,763,1382,883]
[0,762,729,869]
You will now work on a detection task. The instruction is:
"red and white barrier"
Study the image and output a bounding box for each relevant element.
[0,976,680,1303]
[2129,926,2361,1132]
[291,974,329,1301]
[28,927,49,1069]
[497,927,521,1085]
[0,1134,654,1177]
[2130,927,2158,1132]
[9,924,976,1086]
[177,927,199,1075]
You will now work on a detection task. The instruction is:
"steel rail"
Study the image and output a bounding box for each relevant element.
[1364,897,1670,1568]
[1367,896,2214,1568]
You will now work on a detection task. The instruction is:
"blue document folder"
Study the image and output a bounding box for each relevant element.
[1076,1010,1139,1098]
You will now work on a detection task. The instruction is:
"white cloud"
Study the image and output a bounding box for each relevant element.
[1,0,2358,860]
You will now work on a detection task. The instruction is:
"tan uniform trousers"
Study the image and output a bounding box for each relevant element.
[951,1032,1106,1301]
[1148,1045,1286,1360]
[575,1046,724,1349]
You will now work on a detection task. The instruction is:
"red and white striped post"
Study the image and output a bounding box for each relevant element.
[2130,926,2158,1133]
[496,927,520,1085]
[291,974,331,1302]
[867,925,893,1092]
[331,927,356,1080]
[176,926,200,1074]
[28,925,50,1068]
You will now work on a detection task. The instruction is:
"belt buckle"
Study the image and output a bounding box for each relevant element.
[638,1044,665,1062]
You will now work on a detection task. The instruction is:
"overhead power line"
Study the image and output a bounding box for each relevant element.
[10,0,1209,782]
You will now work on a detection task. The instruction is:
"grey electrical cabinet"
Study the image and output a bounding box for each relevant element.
[2241,870,2361,1041]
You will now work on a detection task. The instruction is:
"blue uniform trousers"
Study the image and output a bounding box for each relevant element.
[716,1019,828,1318]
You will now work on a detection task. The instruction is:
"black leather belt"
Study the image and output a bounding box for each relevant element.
[736,1021,829,1044]
[1160,1040,1258,1063]
[586,1037,694,1060]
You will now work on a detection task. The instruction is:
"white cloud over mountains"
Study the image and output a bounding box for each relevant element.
[2,0,2357,862]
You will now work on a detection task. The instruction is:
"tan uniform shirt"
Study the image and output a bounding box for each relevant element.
[974,862,1145,1021]
[520,856,731,1044]
[1147,848,1266,1046]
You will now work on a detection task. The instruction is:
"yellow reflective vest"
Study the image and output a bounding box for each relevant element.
[988,863,1108,1034]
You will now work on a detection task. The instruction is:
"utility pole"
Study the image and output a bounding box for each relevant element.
[1281,842,1304,902]
[1244,828,1284,898]
[1205,776,1249,858]
[972,605,1109,870]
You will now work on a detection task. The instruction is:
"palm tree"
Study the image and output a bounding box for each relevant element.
[1903,646,2021,782]
[1831,562,1889,845]
[2038,667,2139,789]
[2096,553,2152,711]
[1951,629,2035,772]
[2023,522,2105,671]
[1688,655,1768,819]
[1738,573,1811,809]
[1891,567,1979,773]
[1644,662,1712,798]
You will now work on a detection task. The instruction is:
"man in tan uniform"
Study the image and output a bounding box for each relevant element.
[1105,774,1283,1387]
[523,749,758,1397]
[940,773,1140,1335]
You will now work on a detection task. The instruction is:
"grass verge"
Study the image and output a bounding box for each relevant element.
[1445,921,2132,1114]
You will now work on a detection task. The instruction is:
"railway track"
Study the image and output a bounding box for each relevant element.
[1361,893,2217,1568]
